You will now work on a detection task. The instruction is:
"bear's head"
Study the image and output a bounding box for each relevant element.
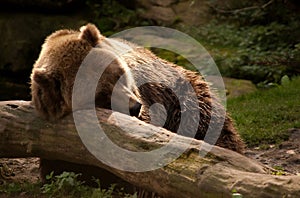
[31,24,141,120]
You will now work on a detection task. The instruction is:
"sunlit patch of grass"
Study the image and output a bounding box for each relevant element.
[227,77,300,147]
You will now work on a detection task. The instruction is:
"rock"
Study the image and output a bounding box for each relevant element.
[136,0,212,26]
[223,77,257,98]
[285,147,295,155]
[150,0,177,7]
[139,5,177,24]
[207,77,257,98]
[171,0,211,26]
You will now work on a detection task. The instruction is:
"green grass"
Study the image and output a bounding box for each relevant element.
[227,77,300,147]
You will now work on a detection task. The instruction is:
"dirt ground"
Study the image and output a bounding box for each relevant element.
[245,128,300,175]
[0,158,40,184]
[0,129,299,188]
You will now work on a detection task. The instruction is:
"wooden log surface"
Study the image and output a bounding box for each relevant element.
[0,100,299,197]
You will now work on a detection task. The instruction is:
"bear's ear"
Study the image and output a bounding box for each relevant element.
[79,23,102,47]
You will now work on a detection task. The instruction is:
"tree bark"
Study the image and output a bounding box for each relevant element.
[0,100,299,197]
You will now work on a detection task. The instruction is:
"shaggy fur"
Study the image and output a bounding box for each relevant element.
[31,23,245,153]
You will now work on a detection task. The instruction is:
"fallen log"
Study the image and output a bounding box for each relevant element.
[0,100,299,197]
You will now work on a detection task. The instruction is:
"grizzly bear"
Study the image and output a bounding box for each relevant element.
[31,24,244,183]
[31,23,244,153]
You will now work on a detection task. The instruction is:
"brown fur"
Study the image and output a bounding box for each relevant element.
[31,24,245,194]
[79,24,103,47]
[31,24,245,152]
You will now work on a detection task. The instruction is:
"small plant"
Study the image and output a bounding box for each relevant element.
[41,171,86,197]
[91,179,137,198]
[199,0,300,85]
[280,75,290,86]
[185,20,300,85]
[0,182,22,194]
[89,178,115,198]
[0,182,41,197]
[272,166,287,176]
[41,171,137,198]
[232,189,243,198]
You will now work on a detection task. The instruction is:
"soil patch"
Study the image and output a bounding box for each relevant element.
[0,158,39,184]
[245,128,300,175]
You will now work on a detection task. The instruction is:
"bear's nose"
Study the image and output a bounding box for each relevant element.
[129,101,142,117]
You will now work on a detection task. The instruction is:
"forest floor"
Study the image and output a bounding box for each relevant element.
[245,128,300,175]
